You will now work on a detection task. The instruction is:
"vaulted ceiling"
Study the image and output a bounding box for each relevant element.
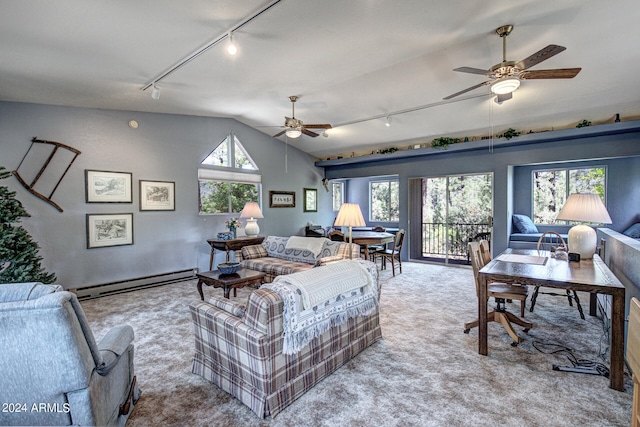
[2,0,639,159]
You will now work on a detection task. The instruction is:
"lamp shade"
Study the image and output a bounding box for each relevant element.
[240,202,263,237]
[556,193,612,259]
[556,193,612,224]
[239,202,263,219]
[334,203,366,227]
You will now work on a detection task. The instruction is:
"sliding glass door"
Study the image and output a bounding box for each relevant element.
[411,173,493,265]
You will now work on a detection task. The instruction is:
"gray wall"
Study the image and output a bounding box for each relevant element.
[0,101,334,289]
[326,129,640,257]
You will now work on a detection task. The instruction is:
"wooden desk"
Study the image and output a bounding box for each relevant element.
[477,248,625,391]
[350,231,395,259]
[206,236,265,270]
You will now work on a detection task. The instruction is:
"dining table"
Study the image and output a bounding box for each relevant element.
[349,231,396,260]
[477,248,626,391]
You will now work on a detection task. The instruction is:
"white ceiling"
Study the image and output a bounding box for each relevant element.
[2,0,639,159]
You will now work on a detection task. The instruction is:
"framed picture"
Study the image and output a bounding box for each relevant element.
[303,188,317,212]
[85,170,132,203]
[139,180,175,211]
[269,190,295,208]
[86,213,134,249]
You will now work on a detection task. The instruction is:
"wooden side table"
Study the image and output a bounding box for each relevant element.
[196,269,266,300]
[206,236,265,270]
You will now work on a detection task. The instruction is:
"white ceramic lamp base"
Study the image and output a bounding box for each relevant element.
[244,218,260,237]
[567,224,597,259]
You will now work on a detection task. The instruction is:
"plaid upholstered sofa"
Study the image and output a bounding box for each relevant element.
[239,235,359,282]
[189,259,382,418]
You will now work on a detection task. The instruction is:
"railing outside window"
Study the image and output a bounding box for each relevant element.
[421,222,492,264]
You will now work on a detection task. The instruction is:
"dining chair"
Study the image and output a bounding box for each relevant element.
[361,226,387,257]
[328,229,345,241]
[530,231,585,319]
[464,240,532,346]
[373,229,405,276]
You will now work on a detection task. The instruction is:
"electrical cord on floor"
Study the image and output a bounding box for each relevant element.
[532,340,610,378]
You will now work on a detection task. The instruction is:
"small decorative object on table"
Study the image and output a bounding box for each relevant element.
[225,218,242,239]
[218,262,241,275]
[217,232,233,240]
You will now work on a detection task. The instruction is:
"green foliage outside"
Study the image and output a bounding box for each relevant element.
[370,180,399,221]
[0,166,56,284]
[199,181,259,214]
[422,174,493,257]
[533,167,605,224]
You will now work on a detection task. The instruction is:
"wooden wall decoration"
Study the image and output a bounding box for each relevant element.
[12,137,81,212]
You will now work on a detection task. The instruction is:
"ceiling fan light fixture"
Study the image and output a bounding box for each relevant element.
[285,128,302,138]
[491,77,520,95]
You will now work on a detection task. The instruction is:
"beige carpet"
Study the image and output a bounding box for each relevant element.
[81,262,633,426]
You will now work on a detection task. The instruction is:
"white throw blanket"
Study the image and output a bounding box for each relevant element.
[285,236,327,257]
[275,259,373,310]
[262,260,378,354]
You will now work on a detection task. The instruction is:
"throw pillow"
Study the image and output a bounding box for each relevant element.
[512,214,539,234]
[623,223,640,239]
[241,244,268,260]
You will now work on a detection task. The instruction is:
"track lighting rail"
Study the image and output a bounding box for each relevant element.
[141,0,284,92]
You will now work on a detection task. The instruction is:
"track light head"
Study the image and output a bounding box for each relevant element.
[151,84,160,100]
[385,116,392,127]
[227,33,238,55]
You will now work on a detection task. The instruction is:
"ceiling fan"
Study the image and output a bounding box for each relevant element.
[443,24,581,102]
[272,96,332,138]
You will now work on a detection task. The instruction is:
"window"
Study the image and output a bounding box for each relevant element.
[370,179,399,222]
[332,181,344,211]
[198,134,260,214]
[532,166,606,224]
[201,134,257,170]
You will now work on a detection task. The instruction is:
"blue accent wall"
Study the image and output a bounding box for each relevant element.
[325,124,640,258]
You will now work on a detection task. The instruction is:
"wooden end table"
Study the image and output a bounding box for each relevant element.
[206,236,265,270]
[196,268,266,300]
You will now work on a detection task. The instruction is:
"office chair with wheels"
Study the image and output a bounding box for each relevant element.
[464,240,532,346]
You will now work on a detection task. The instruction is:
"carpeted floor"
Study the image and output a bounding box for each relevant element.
[81,262,633,426]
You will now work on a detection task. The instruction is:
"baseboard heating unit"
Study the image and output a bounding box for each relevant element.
[71,268,197,300]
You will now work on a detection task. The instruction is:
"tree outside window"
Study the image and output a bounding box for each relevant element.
[370,179,399,222]
[533,167,606,224]
[199,181,259,214]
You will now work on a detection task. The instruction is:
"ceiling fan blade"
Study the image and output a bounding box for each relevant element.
[302,128,319,137]
[273,130,286,138]
[443,80,492,100]
[515,44,566,70]
[519,68,581,79]
[496,92,512,103]
[453,66,491,76]
[303,124,332,129]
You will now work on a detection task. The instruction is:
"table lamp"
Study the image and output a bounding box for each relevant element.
[555,193,612,259]
[334,203,366,259]
[240,202,263,237]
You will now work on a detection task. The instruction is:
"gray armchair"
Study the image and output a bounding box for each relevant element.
[0,282,140,426]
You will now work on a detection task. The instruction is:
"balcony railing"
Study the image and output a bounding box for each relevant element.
[421,222,492,264]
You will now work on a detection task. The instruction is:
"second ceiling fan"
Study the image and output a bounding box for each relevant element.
[444,24,582,102]
[273,96,332,138]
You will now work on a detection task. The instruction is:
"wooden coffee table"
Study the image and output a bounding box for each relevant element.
[196,268,266,300]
